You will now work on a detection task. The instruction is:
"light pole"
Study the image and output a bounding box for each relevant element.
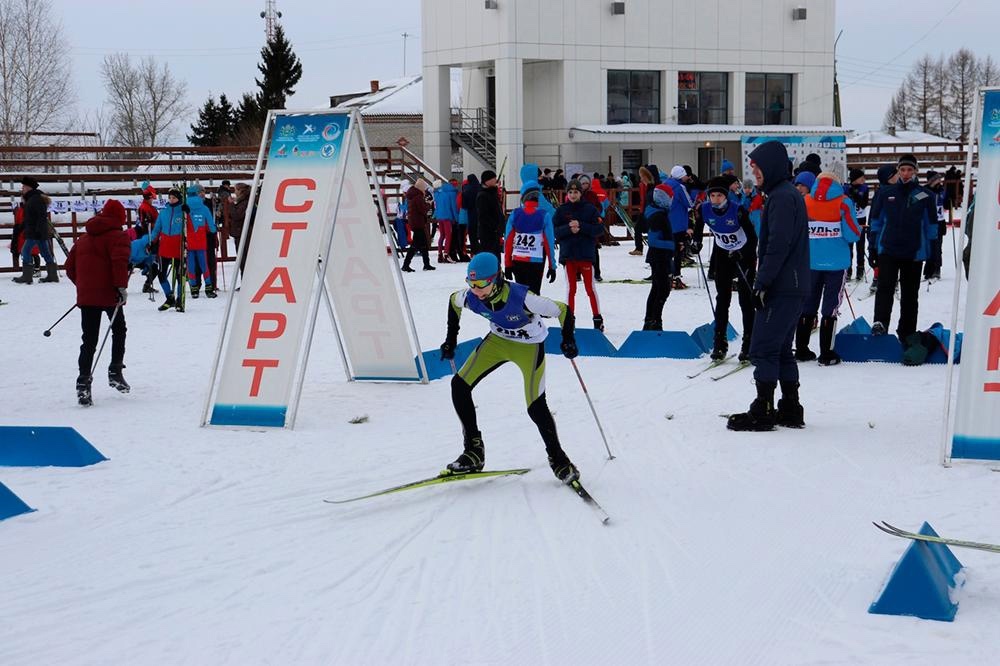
[402,32,410,76]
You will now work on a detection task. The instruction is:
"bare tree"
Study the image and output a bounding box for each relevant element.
[905,56,936,133]
[0,0,75,144]
[931,55,951,138]
[948,48,979,142]
[980,55,1000,87]
[102,53,188,147]
[883,88,909,132]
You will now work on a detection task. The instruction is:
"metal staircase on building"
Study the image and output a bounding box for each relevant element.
[450,107,496,167]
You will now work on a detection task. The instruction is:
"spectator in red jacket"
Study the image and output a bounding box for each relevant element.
[65,199,132,406]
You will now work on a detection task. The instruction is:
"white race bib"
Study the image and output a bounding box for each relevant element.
[712,227,747,251]
[512,231,544,260]
[808,219,841,240]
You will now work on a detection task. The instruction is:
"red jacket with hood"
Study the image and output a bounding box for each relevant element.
[65,199,131,307]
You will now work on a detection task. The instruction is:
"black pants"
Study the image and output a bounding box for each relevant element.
[749,294,803,384]
[849,220,868,274]
[205,231,218,287]
[713,250,756,341]
[479,237,502,263]
[451,225,468,259]
[633,216,645,251]
[673,232,687,277]
[78,305,126,377]
[874,253,923,340]
[511,262,544,294]
[593,244,602,279]
[468,216,481,254]
[923,222,946,278]
[644,255,673,326]
[403,228,431,268]
[236,222,255,278]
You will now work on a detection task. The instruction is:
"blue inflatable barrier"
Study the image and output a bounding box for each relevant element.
[420,337,484,381]
[835,318,903,362]
[0,427,107,467]
[543,326,617,357]
[924,322,963,364]
[0,482,34,521]
[690,322,739,355]
[869,522,964,622]
[616,330,704,359]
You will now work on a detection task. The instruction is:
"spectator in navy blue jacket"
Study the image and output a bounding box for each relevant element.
[869,153,938,343]
[728,140,810,432]
[554,180,605,330]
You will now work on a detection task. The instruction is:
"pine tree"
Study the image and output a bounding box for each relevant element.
[255,24,303,112]
[188,94,222,146]
[216,93,236,143]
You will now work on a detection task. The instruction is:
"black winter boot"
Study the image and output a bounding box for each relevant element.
[710,331,728,360]
[548,451,580,484]
[39,262,59,283]
[158,295,176,312]
[776,381,805,428]
[818,317,841,366]
[593,314,604,332]
[76,375,93,407]
[206,285,218,299]
[447,431,485,473]
[794,316,817,361]
[727,381,777,431]
[738,340,751,362]
[12,265,33,284]
[108,364,130,394]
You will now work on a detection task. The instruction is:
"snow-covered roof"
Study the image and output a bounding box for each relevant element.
[849,130,951,145]
[331,72,463,116]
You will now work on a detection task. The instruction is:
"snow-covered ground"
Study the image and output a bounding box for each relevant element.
[1,238,998,665]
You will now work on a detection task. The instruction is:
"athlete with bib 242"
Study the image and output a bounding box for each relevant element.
[439,253,581,483]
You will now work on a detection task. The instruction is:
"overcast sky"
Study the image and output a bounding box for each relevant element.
[51,0,997,137]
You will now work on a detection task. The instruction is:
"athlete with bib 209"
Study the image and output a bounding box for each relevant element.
[439,252,581,483]
[693,175,759,361]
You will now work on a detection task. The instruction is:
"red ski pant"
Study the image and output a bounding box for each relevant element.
[564,259,600,316]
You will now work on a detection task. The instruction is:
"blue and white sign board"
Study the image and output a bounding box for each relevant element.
[741,135,848,180]
[204,110,425,429]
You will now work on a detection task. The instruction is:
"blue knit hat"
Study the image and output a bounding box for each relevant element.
[794,171,816,190]
[721,159,735,173]
[467,252,499,282]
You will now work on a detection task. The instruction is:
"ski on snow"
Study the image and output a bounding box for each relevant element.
[568,479,610,524]
[711,361,751,381]
[324,468,530,504]
[687,354,734,379]
[873,521,1000,554]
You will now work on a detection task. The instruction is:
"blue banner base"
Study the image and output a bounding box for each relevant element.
[869,522,964,622]
[690,322,739,355]
[835,318,903,362]
[925,322,963,364]
[420,337,484,381]
[617,330,704,359]
[0,482,34,521]
[951,435,1000,461]
[210,405,287,428]
[0,427,108,467]
[544,327,617,357]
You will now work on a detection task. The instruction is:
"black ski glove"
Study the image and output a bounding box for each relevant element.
[547,267,557,283]
[504,266,514,281]
[181,204,191,214]
[560,339,578,359]
[752,288,766,311]
[440,339,456,360]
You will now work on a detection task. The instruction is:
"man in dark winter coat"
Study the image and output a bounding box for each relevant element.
[401,178,436,272]
[461,174,482,255]
[13,176,58,284]
[845,168,870,280]
[728,141,810,432]
[65,199,132,406]
[869,154,938,343]
[476,169,505,259]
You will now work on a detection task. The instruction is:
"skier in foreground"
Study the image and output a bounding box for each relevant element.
[439,252,581,483]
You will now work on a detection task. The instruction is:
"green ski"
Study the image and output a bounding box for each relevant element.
[874,521,1000,554]
[324,468,531,504]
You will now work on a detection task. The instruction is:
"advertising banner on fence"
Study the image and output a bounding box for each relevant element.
[208,112,351,427]
[741,135,848,180]
[951,88,1000,461]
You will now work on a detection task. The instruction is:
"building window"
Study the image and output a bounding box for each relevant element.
[746,73,793,125]
[607,70,661,124]
[677,72,728,125]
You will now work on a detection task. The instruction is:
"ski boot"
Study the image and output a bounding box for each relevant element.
[794,316,817,362]
[776,381,805,428]
[446,432,485,474]
[141,280,157,294]
[548,451,580,484]
[671,276,688,290]
[738,343,751,363]
[76,375,93,407]
[593,314,605,333]
[710,331,728,361]
[158,296,176,312]
[726,381,777,432]
[871,321,887,336]
[190,287,200,299]
[817,317,841,366]
[108,364,130,394]
[423,264,436,271]
[206,285,218,299]
[869,278,878,295]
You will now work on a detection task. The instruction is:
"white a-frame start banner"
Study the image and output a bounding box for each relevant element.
[203,109,426,429]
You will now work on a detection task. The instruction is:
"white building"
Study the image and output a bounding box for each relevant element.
[422,0,839,185]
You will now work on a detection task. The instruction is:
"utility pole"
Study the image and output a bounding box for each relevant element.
[402,32,410,76]
[833,29,843,127]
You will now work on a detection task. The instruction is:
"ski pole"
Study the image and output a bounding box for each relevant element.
[569,358,615,461]
[842,283,857,321]
[449,358,457,375]
[43,304,78,337]
[695,247,715,319]
[90,302,122,380]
